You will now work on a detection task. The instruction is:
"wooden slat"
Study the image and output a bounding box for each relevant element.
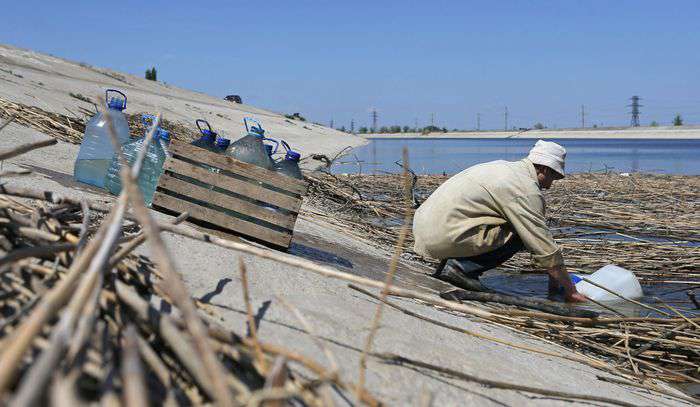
[157,174,296,230]
[162,158,302,212]
[152,193,292,248]
[169,140,308,194]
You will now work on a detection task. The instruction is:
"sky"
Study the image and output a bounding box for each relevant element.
[2,1,700,130]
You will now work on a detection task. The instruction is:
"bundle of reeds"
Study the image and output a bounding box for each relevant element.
[0,96,197,145]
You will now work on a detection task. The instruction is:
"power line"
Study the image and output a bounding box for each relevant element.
[580,105,585,128]
[477,113,481,131]
[504,106,508,131]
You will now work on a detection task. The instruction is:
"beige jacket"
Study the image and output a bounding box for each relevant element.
[412,158,563,268]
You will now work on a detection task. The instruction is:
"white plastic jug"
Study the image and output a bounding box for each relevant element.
[572,265,643,302]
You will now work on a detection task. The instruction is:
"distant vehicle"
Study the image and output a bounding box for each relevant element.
[224,95,242,104]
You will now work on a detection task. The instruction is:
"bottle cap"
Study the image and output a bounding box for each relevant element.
[216,138,231,149]
[200,129,217,141]
[286,150,301,161]
[107,97,126,111]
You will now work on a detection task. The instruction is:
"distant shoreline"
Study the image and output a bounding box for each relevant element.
[362,126,700,140]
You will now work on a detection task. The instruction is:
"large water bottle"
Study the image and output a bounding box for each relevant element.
[191,119,220,152]
[224,118,276,170]
[216,137,231,153]
[104,115,170,206]
[275,140,303,180]
[74,89,130,188]
[571,265,644,302]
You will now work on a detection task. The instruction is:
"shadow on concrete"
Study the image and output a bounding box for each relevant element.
[18,164,112,197]
[247,300,271,337]
[288,241,353,269]
[199,277,232,304]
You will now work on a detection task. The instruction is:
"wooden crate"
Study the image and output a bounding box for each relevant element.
[152,139,307,249]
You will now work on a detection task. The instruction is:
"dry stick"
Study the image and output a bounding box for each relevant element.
[0,170,31,178]
[108,211,189,268]
[357,147,413,401]
[114,280,224,400]
[375,353,641,407]
[76,198,90,255]
[274,294,339,374]
[105,110,236,406]
[0,207,115,395]
[654,297,700,331]
[9,196,127,407]
[0,115,17,133]
[202,324,380,406]
[348,284,609,370]
[581,293,627,317]
[136,334,178,407]
[562,333,700,384]
[629,323,689,357]
[0,138,57,161]
[579,276,671,316]
[121,325,149,407]
[0,242,76,269]
[239,258,267,373]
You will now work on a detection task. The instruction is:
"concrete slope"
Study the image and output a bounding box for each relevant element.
[0,43,365,164]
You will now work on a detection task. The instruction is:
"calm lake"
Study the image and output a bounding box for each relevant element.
[332,138,700,175]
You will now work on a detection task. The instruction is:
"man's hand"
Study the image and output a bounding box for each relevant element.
[547,265,587,303]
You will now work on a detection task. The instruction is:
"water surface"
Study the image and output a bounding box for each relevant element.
[332,138,700,175]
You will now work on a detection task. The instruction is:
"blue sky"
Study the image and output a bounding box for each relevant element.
[3,1,699,130]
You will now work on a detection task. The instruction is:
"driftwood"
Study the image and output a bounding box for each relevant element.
[439,288,600,318]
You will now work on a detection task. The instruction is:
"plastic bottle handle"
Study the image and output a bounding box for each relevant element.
[263,137,279,154]
[195,119,213,134]
[105,89,127,108]
[280,140,292,153]
[244,117,263,133]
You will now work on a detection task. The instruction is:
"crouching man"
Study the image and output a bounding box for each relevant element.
[413,140,586,303]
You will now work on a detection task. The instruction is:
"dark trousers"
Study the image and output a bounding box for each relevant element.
[439,235,525,279]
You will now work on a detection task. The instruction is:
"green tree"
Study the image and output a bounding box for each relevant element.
[339,126,346,132]
[650,121,659,127]
[389,125,402,133]
[402,125,410,133]
[145,67,157,81]
[673,114,683,126]
[379,126,389,133]
[358,127,368,134]
[533,122,545,129]
[441,127,448,133]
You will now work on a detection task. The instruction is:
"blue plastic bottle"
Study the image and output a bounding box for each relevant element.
[275,140,303,180]
[191,119,219,152]
[104,115,170,206]
[225,118,276,170]
[216,137,231,152]
[74,89,130,188]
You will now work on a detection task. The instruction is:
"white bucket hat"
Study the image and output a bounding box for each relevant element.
[527,140,566,178]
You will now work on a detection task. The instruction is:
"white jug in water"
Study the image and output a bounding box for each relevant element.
[572,265,643,302]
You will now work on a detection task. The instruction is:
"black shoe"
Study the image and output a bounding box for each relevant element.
[431,259,488,292]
